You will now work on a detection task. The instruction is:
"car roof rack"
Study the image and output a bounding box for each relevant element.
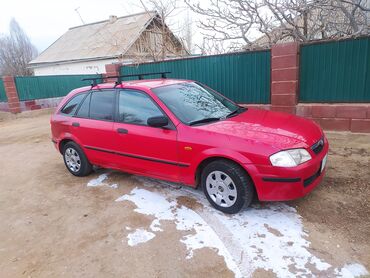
[82,71,171,88]
[108,71,171,88]
[81,76,104,88]
[108,71,171,83]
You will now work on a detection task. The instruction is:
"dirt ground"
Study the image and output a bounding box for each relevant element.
[0,110,369,278]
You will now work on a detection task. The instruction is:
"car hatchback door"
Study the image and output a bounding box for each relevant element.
[112,89,180,182]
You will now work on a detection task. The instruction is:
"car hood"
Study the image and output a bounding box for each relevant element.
[196,108,323,150]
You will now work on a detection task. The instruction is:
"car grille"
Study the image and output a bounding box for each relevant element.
[311,137,324,154]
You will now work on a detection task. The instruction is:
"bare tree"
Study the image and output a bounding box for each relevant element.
[182,10,194,53]
[318,0,369,37]
[0,18,38,76]
[197,37,230,55]
[185,0,370,50]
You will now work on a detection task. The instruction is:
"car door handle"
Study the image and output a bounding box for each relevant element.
[117,128,128,134]
[72,122,80,127]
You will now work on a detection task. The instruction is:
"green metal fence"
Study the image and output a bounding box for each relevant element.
[121,51,271,104]
[14,74,103,101]
[300,37,370,102]
[0,79,6,102]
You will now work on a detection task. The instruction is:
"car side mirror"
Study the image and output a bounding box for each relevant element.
[147,116,169,128]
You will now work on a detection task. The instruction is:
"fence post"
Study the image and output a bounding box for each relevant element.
[105,63,121,83]
[270,42,300,114]
[3,76,21,114]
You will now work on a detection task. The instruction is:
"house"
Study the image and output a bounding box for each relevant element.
[29,11,188,76]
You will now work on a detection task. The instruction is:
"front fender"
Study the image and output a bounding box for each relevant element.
[181,147,253,185]
[196,147,253,166]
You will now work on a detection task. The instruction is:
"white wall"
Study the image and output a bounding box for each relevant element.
[32,58,119,76]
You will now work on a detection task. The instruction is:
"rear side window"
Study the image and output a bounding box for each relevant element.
[89,90,115,121]
[60,93,87,116]
[76,93,91,118]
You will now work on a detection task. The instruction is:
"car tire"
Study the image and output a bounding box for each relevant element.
[62,142,92,177]
[201,160,254,214]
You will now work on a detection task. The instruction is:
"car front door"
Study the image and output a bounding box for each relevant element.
[112,89,180,182]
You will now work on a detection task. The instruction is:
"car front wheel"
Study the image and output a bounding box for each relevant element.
[201,160,254,214]
[62,142,92,177]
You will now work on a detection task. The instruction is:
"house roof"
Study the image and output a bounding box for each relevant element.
[29,11,157,66]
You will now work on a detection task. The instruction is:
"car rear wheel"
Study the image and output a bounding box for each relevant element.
[201,160,254,214]
[62,142,92,177]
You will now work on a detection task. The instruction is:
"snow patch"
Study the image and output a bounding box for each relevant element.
[336,263,369,277]
[109,183,118,189]
[87,173,118,189]
[213,203,331,277]
[115,177,368,278]
[127,228,155,246]
[116,187,242,277]
[149,219,163,232]
[87,173,109,187]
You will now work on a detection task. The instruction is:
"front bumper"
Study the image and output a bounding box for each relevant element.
[246,138,329,201]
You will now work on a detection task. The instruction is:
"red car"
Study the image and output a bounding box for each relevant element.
[51,75,328,214]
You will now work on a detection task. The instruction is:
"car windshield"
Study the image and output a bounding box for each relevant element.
[151,82,240,125]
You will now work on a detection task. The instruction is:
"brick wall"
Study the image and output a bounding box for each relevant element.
[21,97,64,111]
[3,76,21,113]
[105,64,120,82]
[297,104,370,133]
[270,42,299,114]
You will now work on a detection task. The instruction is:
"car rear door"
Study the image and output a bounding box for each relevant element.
[72,89,117,168]
[52,92,89,143]
[112,89,180,182]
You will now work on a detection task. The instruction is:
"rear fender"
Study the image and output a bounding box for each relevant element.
[56,132,84,153]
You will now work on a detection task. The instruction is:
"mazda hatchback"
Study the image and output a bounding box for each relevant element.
[51,76,328,213]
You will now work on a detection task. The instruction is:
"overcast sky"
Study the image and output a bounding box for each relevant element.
[0,0,191,52]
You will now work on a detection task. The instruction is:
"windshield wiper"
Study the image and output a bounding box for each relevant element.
[188,117,220,126]
[226,107,247,118]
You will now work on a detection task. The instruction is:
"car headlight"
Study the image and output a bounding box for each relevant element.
[270,149,311,167]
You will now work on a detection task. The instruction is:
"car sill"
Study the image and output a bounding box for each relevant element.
[84,145,189,168]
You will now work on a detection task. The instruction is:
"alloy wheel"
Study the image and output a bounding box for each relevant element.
[206,170,237,207]
[64,147,81,173]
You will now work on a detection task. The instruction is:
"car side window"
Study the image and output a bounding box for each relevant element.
[60,93,87,116]
[118,90,164,125]
[76,93,91,118]
[89,90,115,121]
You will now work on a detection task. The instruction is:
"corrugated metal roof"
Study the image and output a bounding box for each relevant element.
[30,11,156,65]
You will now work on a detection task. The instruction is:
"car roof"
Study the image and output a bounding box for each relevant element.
[73,78,190,94]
